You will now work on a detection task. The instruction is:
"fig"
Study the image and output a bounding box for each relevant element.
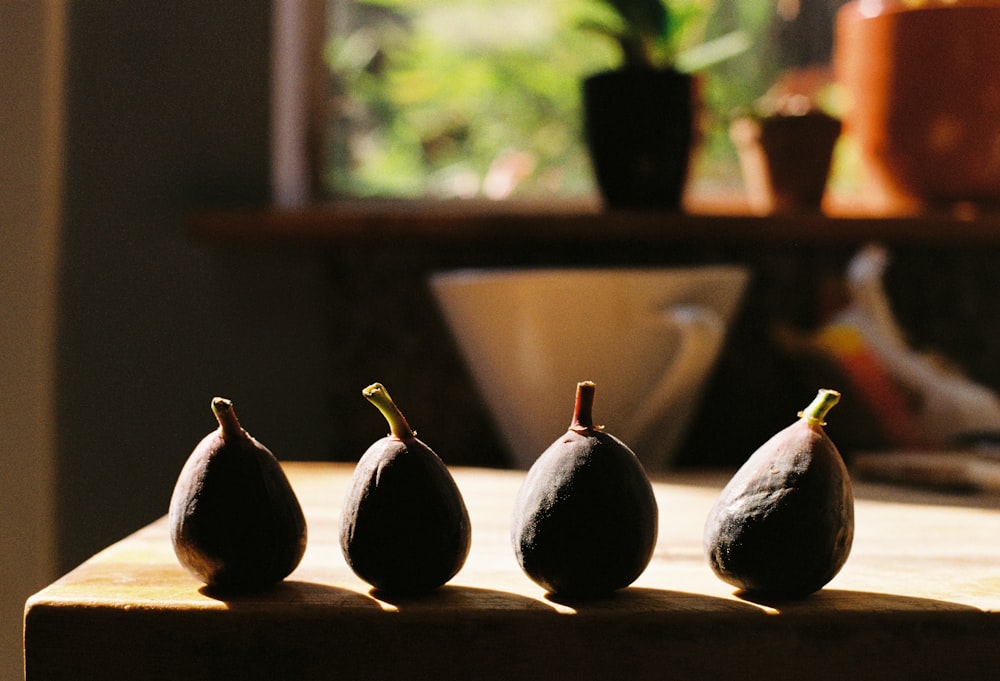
[168,397,307,593]
[511,381,658,597]
[340,382,471,595]
[704,388,854,598]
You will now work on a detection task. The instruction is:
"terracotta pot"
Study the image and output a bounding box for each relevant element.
[730,112,842,215]
[834,1,1000,213]
[583,68,694,210]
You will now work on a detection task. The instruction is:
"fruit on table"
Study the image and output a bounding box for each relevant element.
[168,397,307,593]
[703,388,854,598]
[340,382,471,594]
[511,381,658,597]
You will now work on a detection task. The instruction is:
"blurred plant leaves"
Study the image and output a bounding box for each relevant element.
[324,0,778,198]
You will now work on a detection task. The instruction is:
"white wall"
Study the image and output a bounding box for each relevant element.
[0,1,63,678]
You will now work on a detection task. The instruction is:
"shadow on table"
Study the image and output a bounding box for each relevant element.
[199,580,985,622]
[545,585,985,619]
[199,579,386,611]
[371,583,768,617]
[733,587,983,615]
[371,584,556,613]
[543,586,766,616]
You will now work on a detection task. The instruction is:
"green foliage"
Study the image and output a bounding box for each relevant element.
[328,0,616,198]
[583,0,669,68]
[577,0,731,70]
[324,0,778,199]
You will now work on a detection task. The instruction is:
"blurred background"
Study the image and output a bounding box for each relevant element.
[7,2,1000,679]
[322,0,850,200]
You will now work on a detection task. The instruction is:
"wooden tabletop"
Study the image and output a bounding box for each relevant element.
[24,462,1000,680]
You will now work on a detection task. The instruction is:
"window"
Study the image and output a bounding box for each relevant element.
[271,0,849,206]
[325,0,618,200]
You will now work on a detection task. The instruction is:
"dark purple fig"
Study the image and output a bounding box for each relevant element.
[340,383,471,595]
[511,381,658,597]
[704,388,854,598]
[168,398,307,593]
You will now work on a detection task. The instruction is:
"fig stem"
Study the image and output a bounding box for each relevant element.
[798,388,841,427]
[363,382,415,440]
[211,397,243,439]
[571,381,602,432]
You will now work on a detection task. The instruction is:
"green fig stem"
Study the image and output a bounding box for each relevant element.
[570,380,603,432]
[363,382,415,440]
[211,397,244,440]
[798,388,841,427]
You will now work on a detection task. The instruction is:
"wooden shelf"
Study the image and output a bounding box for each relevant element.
[189,198,1000,250]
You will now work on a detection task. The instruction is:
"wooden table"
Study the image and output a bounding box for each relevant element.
[24,462,1000,680]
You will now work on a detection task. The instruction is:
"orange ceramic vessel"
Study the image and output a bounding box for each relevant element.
[835,1,1000,212]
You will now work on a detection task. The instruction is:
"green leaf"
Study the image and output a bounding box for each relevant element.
[600,0,669,39]
[675,30,750,73]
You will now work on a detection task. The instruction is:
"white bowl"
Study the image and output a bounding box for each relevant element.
[430,266,750,471]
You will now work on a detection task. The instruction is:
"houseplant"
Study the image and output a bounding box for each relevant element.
[729,66,842,214]
[579,0,744,209]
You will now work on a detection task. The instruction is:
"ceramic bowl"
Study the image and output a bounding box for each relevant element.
[429,266,750,471]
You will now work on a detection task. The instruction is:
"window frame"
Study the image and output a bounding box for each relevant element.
[271,0,328,207]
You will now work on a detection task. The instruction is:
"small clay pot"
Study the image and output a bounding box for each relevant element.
[730,111,842,215]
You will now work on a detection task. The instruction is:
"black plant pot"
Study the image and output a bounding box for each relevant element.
[583,68,694,210]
